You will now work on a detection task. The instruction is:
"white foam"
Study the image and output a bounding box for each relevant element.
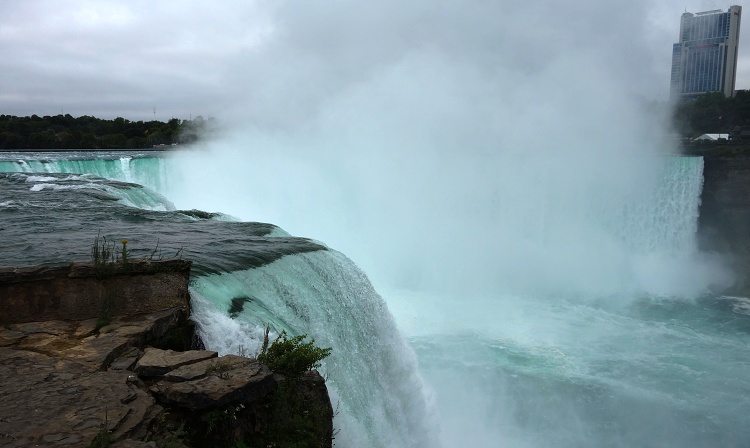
[24,175,57,182]
[718,295,750,315]
[29,183,100,192]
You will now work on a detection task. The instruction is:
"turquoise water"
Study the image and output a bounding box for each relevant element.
[1,151,749,447]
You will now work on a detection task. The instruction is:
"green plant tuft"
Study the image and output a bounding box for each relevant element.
[120,239,129,264]
[205,358,233,379]
[147,412,187,448]
[94,315,111,333]
[91,232,116,275]
[88,426,114,448]
[257,328,331,378]
[88,412,114,448]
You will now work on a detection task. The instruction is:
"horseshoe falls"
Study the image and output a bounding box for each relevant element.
[1,150,749,448]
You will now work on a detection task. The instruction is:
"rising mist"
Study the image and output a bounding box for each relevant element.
[167,0,729,298]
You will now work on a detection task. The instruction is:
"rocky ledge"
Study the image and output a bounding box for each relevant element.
[0,303,333,447]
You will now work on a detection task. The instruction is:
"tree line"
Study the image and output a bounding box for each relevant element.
[0,114,214,150]
[4,93,749,149]
[672,90,750,138]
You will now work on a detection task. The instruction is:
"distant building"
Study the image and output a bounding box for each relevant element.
[670,5,742,100]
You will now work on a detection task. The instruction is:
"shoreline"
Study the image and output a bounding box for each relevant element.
[0,145,185,153]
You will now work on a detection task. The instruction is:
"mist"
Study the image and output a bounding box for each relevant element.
[166,0,730,299]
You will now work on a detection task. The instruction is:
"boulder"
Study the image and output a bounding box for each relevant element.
[149,356,275,410]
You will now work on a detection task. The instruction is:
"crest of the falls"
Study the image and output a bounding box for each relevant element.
[189,250,441,448]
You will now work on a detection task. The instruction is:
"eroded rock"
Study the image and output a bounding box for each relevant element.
[0,348,155,446]
[134,347,217,377]
[150,356,275,410]
[1,297,333,447]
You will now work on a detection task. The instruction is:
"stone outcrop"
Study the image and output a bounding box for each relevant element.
[134,347,218,378]
[0,259,192,324]
[0,261,333,447]
[134,350,333,448]
[0,309,185,447]
[147,354,276,410]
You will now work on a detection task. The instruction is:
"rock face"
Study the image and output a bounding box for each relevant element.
[0,261,334,447]
[140,351,333,448]
[0,309,183,447]
[148,355,275,410]
[0,308,333,448]
[0,259,192,324]
[699,154,750,293]
[699,154,750,252]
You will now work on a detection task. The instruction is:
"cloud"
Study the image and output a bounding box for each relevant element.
[0,1,747,121]
[0,0,270,119]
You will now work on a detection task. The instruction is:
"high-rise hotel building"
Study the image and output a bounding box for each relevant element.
[670,5,742,100]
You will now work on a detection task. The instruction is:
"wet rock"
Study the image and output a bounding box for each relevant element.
[111,347,142,371]
[165,354,252,382]
[134,347,217,377]
[1,308,188,371]
[150,357,275,410]
[0,347,155,447]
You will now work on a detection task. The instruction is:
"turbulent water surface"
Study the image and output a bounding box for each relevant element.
[1,150,749,448]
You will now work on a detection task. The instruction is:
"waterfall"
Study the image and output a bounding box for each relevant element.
[190,250,441,448]
[1,150,737,448]
[0,152,169,192]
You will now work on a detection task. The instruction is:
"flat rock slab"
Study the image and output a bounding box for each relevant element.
[1,308,186,371]
[164,354,256,382]
[135,347,217,377]
[150,357,274,410]
[0,348,155,447]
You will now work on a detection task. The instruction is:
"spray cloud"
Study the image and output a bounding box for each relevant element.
[169,0,730,298]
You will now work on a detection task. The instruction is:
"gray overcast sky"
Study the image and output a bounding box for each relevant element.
[0,0,748,122]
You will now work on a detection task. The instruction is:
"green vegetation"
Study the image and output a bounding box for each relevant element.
[200,404,245,435]
[94,314,112,334]
[120,239,129,264]
[141,329,333,448]
[88,426,114,448]
[0,114,214,149]
[91,234,130,276]
[147,413,187,448]
[91,234,182,275]
[91,234,114,271]
[205,358,233,379]
[673,91,750,137]
[244,380,333,448]
[190,380,332,448]
[88,413,114,448]
[90,234,182,333]
[257,327,332,379]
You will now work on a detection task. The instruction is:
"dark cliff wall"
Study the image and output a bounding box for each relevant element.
[0,259,191,324]
[698,154,750,293]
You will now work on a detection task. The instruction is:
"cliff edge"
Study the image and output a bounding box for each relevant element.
[0,260,333,448]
